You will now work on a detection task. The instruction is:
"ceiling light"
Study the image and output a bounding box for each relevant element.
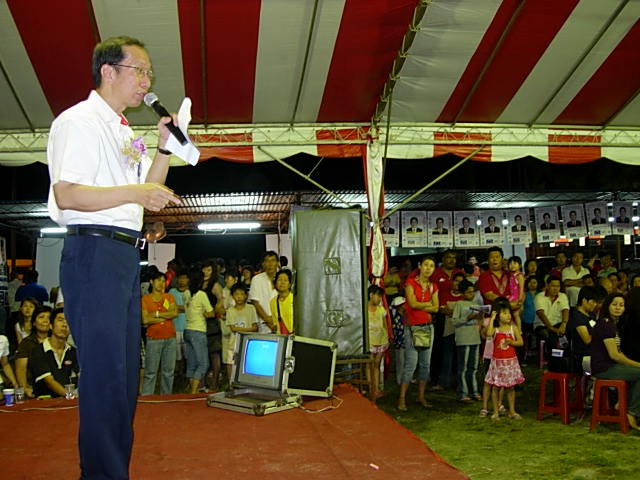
[40,227,67,235]
[198,222,261,231]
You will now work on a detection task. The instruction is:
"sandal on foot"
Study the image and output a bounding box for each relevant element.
[498,404,507,415]
[397,403,407,412]
[417,399,433,408]
[508,413,522,420]
[458,397,472,403]
[491,413,500,421]
[479,409,489,418]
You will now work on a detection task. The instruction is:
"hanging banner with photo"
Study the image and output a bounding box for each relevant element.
[506,209,532,245]
[560,204,587,240]
[381,211,400,247]
[612,201,634,235]
[535,207,560,243]
[585,202,612,237]
[401,211,428,247]
[480,210,504,246]
[427,211,453,248]
[454,210,479,247]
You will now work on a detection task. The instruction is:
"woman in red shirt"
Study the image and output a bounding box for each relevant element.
[398,256,439,411]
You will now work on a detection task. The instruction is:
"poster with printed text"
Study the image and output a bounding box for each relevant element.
[535,207,560,243]
[585,202,611,237]
[381,212,400,247]
[401,211,428,247]
[427,211,453,248]
[560,204,587,239]
[612,201,634,235]
[454,211,479,247]
[480,210,504,246]
[506,209,532,245]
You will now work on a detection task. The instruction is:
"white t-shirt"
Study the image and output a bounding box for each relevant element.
[562,266,590,307]
[249,272,277,334]
[47,90,152,231]
[0,335,9,358]
[534,291,569,328]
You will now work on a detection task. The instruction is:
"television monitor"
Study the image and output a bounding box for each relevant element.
[232,333,292,393]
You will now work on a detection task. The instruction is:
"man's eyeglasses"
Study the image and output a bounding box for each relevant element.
[110,63,154,79]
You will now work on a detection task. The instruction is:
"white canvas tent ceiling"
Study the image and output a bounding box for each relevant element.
[1,0,640,167]
[1,0,639,237]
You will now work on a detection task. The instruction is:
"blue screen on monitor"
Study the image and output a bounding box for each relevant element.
[244,339,277,376]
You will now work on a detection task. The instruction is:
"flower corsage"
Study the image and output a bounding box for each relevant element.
[121,135,147,179]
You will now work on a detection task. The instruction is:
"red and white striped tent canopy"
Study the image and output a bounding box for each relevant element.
[1,0,640,166]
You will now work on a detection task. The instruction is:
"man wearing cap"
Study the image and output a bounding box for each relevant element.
[47,36,181,479]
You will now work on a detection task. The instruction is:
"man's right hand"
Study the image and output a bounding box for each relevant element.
[136,183,182,211]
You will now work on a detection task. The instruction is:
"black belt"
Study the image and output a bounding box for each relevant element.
[66,226,146,249]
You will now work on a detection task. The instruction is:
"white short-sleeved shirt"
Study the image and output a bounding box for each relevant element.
[562,266,590,307]
[47,90,152,231]
[248,272,277,333]
[534,291,569,328]
[0,335,9,358]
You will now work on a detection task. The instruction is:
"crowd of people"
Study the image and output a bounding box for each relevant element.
[3,246,640,431]
[0,250,293,400]
[375,247,640,428]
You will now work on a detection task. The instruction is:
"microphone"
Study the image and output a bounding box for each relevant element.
[143,93,188,145]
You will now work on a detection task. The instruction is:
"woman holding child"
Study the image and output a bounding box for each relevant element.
[397,256,439,411]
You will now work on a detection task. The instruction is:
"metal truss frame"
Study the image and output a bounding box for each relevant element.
[2,123,640,156]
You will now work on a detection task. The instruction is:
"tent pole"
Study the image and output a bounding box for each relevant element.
[382,144,485,219]
[257,146,353,208]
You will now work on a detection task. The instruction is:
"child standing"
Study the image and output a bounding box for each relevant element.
[508,256,525,313]
[452,280,483,402]
[367,285,389,399]
[520,276,539,365]
[485,297,525,420]
[223,284,258,381]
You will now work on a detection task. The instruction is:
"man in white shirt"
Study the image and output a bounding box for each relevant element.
[249,251,279,333]
[562,251,590,307]
[534,276,570,342]
[47,36,181,480]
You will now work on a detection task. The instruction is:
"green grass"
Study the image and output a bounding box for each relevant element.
[375,367,640,480]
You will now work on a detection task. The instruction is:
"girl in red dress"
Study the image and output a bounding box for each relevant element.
[485,297,525,420]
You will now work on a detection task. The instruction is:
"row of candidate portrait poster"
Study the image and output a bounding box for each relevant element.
[374,201,636,248]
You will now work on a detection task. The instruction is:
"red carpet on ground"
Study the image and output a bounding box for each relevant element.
[1,384,467,479]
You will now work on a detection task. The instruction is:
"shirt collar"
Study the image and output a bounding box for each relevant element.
[42,337,70,355]
[88,90,125,126]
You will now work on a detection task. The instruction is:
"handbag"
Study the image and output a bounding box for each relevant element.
[411,325,432,348]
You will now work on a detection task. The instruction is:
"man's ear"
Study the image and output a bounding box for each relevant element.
[100,63,114,84]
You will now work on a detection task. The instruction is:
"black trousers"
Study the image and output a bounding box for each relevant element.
[61,225,141,480]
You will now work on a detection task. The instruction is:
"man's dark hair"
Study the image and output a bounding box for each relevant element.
[546,275,562,286]
[412,216,420,223]
[23,270,39,283]
[149,271,166,282]
[487,246,503,258]
[514,215,522,221]
[458,279,474,293]
[262,251,279,262]
[230,283,248,295]
[462,216,470,223]
[92,36,145,87]
[224,269,239,279]
[577,286,600,305]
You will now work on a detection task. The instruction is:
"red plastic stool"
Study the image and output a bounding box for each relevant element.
[537,371,584,424]
[590,378,628,434]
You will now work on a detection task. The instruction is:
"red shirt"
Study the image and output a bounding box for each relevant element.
[430,267,464,301]
[405,276,438,326]
[141,292,176,339]
[478,269,513,305]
